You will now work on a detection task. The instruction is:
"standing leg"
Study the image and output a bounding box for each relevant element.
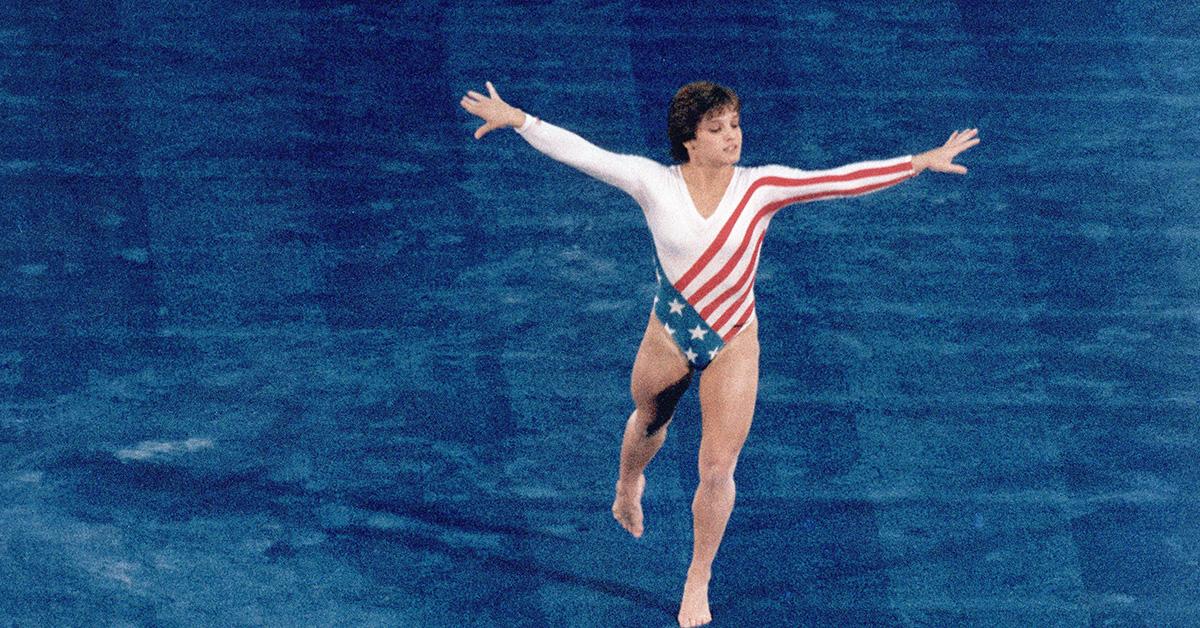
[678,321,759,627]
[613,315,693,538]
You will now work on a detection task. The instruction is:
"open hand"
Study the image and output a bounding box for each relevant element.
[913,128,979,175]
[459,81,525,140]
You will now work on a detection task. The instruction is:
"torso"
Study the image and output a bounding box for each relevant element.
[515,118,914,365]
[643,164,764,366]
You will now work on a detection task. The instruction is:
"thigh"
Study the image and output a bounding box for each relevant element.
[631,315,693,416]
[697,321,760,460]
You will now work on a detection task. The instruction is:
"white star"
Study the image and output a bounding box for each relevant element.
[684,347,698,363]
[668,299,686,315]
[663,322,674,336]
[708,347,720,360]
[689,325,708,340]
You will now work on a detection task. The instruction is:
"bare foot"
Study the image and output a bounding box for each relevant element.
[611,474,645,537]
[677,573,711,627]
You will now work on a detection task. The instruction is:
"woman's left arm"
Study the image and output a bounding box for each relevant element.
[749,129,980,209]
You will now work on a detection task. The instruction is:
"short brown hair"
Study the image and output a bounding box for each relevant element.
[667,81,740,163]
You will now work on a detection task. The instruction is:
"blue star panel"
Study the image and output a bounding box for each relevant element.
[652,257,724,369]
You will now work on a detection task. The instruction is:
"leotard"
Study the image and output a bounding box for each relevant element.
[515,115,914,370]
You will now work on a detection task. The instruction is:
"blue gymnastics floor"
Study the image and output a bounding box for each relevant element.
[2,1,1199,626]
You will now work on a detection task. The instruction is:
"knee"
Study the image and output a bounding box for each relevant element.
[697,454,738,486]
[630,407,671,439]
[642,411,671,439]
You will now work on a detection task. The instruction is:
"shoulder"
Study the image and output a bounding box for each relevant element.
[629,156,675,184]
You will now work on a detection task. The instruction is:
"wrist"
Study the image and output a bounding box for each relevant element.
[911,152,928,175]
[510,109,527,129]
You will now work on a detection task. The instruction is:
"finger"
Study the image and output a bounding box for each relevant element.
[474,121,495,140]
[956,128,978,142]
[951,138,981,154]
[467,90,487,102]
[486,81,499,98]
[947,164,967,174]
[460,97,480,114]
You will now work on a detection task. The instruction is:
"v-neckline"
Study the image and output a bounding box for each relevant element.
[677,166,735,224]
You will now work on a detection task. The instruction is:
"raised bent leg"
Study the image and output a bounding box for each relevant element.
[613,315,692,538]
[678,321,759,627]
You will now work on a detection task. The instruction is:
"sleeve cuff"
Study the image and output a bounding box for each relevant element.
[515,114,538,134]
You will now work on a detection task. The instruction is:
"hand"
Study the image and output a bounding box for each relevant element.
[913,128,979,175]
[459,81,526,140]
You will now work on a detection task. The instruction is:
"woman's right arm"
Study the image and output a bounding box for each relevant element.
[460,82,657,198]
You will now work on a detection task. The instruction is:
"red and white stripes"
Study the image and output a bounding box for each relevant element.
[675,158,914,340]
[513,117,914,344]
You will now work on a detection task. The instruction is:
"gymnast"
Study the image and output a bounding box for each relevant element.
[460,80,978,627]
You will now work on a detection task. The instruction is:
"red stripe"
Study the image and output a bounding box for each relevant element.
[688,201,779,305]
[699,227,767,320]
[674,177,784,293]
[691,169,911,306]
[708,239,763,332]
[720,299,757,342]
[674,162,912,294]
[709,273,755,333]
[701,173,914,326]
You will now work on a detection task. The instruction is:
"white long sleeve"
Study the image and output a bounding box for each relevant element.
[514,116,665,200]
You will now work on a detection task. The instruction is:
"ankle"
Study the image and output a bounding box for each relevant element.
[685,566,712,585]
[616,473,644,489]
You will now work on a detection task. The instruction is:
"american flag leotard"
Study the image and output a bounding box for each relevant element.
[516,115,914,369]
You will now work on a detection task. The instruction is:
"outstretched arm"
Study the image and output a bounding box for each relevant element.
[459,81,662,198]
[748,128,981,209]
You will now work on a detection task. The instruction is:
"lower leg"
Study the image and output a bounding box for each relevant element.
[618,409,668,483]
[687,472,736,580]
[612,409,669,538]
[617,318,692,539]
[678,471,735,627]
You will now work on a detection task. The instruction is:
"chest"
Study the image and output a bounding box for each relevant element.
[679,168,737,220]
[686,184,727,219]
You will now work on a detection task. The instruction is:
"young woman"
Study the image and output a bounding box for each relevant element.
[460,80,978,627]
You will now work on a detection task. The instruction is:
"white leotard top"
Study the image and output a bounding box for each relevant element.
[515,115,914,341]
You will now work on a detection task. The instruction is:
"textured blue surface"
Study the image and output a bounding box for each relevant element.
[2,1,1199,626]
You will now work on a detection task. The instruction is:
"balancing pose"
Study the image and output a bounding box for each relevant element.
[461,81,978,627]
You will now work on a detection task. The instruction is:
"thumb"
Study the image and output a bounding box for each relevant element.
[474,121,495,140]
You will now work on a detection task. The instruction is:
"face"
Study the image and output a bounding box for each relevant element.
[685,107,741,166]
